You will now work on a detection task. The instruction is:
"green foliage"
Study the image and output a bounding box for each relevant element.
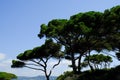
[56,71,73,80]
[57,66,120,80]
[17,50,33,60]
[12,39,62,80]
[83,54,113,69]
[38,19,68,38]
[0,72,17,80]
[41,5,120,79]
[16,39,62,60]
[12,5,120,80]
[11,60,25,68]
[38,6,120,73]
[76,66,120,80]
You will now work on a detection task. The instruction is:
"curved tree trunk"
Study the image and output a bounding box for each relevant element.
[87,57,94,71]
[87,50,94,71]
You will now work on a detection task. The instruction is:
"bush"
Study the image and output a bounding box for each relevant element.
[56,71,73,80]
[0,72,17,80]
[57,65,120,80]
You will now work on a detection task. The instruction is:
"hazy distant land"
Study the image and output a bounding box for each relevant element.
[12,76,57,80]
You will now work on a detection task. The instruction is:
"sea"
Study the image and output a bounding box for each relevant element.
[12,76,57,80]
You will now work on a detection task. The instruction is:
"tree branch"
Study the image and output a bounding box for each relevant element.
[52,58,61,69]
[24,66,45,72]
[49,58,61,76]
[26,63,40,67]
[30,59,45,67]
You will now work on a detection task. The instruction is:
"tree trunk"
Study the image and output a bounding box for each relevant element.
[87,50,94,71]
[45,71,50,80]
[71,52,77,74]
[78,54,82,73]
[88,61,94,71]
[44,62,50,80]
[46,75,50,80]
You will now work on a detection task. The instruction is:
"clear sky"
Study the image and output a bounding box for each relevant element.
[0,0,120,77]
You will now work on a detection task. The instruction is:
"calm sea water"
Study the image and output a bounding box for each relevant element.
[12,76,57,80]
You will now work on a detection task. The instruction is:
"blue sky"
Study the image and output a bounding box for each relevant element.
[0,0,120,77]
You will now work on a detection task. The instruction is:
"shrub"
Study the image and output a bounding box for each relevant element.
[0,72,17,80]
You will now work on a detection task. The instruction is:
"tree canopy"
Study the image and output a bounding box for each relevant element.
[38,5,120,73]
[12,5,120,80]
[12,39,63,80]
[83,54,113,69]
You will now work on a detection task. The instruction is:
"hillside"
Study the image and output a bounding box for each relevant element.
[57,65,120,80]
